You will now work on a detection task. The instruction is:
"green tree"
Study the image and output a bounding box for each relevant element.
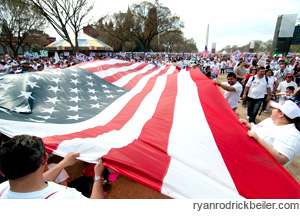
[160,31,184,52]
[131,0,184,52]
[96,9,134,51]
[0,0,46,57]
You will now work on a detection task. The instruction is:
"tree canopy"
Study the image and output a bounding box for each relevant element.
[27,0,93,53]
[96,0,196,52]
[0,0,46,57]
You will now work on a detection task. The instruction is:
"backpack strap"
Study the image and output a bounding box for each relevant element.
[265,75,269,84]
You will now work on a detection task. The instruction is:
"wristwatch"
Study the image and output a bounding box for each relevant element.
[94,176,104,181]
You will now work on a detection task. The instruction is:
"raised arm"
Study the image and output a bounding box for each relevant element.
[90,159,106,199]
[43,152,80,182]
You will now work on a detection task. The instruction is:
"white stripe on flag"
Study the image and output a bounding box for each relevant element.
[161,70,242,199]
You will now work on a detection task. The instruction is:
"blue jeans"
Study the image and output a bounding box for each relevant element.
[247,97,263,123]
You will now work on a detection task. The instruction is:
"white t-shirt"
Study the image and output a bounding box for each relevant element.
[177,61,185,69]
[222,81,243,109]
[0,181,88,199]
[221,61,227,69]
[285,65,294,74]
[245,75,271,99]
[251,118,300,168]
[266,76,277,94]
[211,63,220,71]
[276,81,298,93]
[270,61,277,70]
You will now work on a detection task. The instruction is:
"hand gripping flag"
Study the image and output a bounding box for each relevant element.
[0,59,300,199]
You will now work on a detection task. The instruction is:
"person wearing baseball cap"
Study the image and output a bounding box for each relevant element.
[239,100,300,168]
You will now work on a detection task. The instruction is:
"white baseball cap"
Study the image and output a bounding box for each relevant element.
[270,101,300,119]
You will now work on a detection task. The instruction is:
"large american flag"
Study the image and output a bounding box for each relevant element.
[0,58,300,199]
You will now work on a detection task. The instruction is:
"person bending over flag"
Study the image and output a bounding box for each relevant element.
[239,100,300,168]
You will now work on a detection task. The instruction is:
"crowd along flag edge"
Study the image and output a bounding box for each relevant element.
[0,58,300,199]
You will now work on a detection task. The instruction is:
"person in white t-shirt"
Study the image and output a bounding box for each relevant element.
[276,74,298,94]
[220,59,227,74]
[214,73,243,112]
[0,135,106,199]
[243,66,271,124]
[274,64,286,84]
[260,69,279,113]
[239,100,300,168]
[285,62,294,75]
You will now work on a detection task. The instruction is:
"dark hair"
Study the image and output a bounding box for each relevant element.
[258,66,265,71]
[237,60,245,66]
[266,69,273,76]
[286,86,295,92]
[0,135,45,180]
[284,116,300,131]
[227,73,237,78]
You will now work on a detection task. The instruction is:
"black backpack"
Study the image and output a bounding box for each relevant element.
[251,75,269,84]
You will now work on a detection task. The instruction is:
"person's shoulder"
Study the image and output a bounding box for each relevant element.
[221,81,228,85]
[47,182,88,199]
[234,81,243,87]
[0,181,9,191]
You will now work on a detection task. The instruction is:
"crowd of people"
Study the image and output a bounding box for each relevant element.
[0,51,300,199]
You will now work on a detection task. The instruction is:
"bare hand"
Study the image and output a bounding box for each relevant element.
[239,118,252,130]
[248,130,259,140]
[94,159,106,177]
[213,80,221,86]
[60,152,80,167]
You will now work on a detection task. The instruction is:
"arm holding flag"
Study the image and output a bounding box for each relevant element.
[43,152,80,182]
[44,153,106,199]
[214,81,237,92]
[239,118,289,165]
[247,131,289,166]
[90,159,106,199]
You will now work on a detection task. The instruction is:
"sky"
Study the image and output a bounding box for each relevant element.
[46,0,300,52]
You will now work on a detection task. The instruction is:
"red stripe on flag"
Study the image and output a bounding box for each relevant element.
[189,69,300,199]
[103,71,179,192]
[42,66,172,153]
[102,63,149,84]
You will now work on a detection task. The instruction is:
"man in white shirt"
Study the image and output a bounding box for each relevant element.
[274,64,286,84]
[243,66,271,124]
[0,135,106,199]
[276,74,298,93]
[285,61,294,75]
[214,73,242,112]
[177,57,185,69]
